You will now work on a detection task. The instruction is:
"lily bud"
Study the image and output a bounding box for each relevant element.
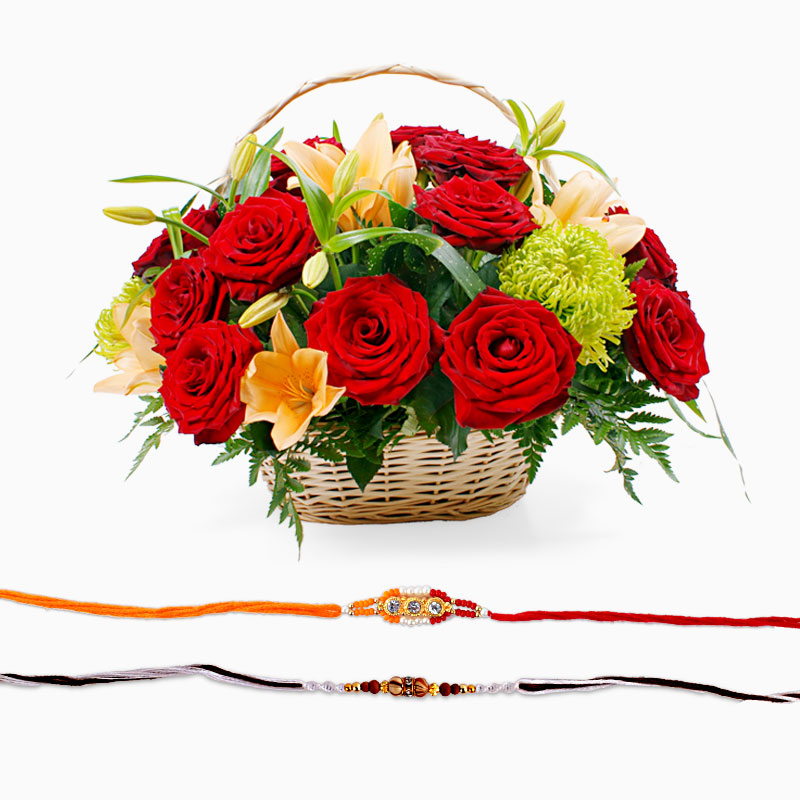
[238,291,291,329]
[103,206,156,225]
[230,134,258,182]
[538,119,566,149]
[332,150,360,198]
[537,100,565,133]
[511,169,534,203]
[302,251,329,289]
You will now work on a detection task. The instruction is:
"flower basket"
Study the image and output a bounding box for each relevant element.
[262,432,528,524]
[95,64,725,544]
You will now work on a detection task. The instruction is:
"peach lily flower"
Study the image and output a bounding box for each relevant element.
[240,312,345,451]
[94,304,165,395]
[525,160,646,255]
[283,115,416,230]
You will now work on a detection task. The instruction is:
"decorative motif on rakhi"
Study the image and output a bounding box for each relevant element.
[346,586,484,626]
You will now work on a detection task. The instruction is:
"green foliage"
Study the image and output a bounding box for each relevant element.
[123,395,174,479]
[407,368,470,459]
[561,358,676,502]
[299,401,408,491]
[211,422,310,548]
[510,414,558,482]
[237,128,283,203]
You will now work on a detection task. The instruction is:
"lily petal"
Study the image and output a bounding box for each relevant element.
[270,311,299,357]
[271,400,315,451]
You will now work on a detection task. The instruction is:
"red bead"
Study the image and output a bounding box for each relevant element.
[360,682,369,693]
[440,683,451,696]
[368,680,380,694]
[451,683,460,695]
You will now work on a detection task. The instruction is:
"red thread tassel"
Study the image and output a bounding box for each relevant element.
[488,610,800,628]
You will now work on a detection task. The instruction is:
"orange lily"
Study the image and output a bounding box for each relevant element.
[94,304,164,395]
[525,160,646,255]
[240,312,345,450]
[283,115,416,230]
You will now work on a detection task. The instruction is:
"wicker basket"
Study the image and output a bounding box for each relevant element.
[247,67,532,525]
[262,433,529,525]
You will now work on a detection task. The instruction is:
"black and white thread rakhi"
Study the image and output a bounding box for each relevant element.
[1,666,798,703]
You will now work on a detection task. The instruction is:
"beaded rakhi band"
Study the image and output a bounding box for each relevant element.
[3,586,799,630]
[1,666,798,703]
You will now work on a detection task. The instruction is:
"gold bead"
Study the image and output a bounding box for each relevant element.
[353,683,360,692]
[380,681,389,694]
[467,685,476,694]
[460,684,468,694]
[429,683,439,696]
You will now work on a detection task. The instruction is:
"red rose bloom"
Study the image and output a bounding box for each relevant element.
[390,125,457,150]
[160,321,262,445]
[608,207,678,287]
[441,288,581,429]
[414,131,528,188]
[150,255,229,358]
[271,136,344,191]
[305,274,443,405]
[132,206,220,277]
[414,177,536,253]
[206,190,318,302]
[624,278,709,401]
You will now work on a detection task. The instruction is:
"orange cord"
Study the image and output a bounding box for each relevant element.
[0,589,342,619]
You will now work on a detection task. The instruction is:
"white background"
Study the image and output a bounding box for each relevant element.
[2,1,799,797]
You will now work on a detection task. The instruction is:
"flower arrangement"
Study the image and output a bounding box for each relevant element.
[96,82,719,544]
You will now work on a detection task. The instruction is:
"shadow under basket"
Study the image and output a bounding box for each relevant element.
[262,432,530,525]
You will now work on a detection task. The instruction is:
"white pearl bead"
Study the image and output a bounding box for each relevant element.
[422,585,431,594]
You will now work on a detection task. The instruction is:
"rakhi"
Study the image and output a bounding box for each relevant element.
[1,665,798,704]
[2,585,800,629]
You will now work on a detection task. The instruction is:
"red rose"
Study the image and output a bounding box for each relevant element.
[390,125,457,150]
[132,206,220,277]
[608,207,678,287]
[206,190,318,301]
[440,288,581,429]
[150,254,229,358]
[160,321,262,445]
[305,274,443,405]
[271,136,344,191]
[414,177,536,253]
[623,278,709,401]
[414,131,528,188]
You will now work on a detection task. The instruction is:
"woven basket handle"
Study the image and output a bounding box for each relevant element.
[240,64,517,140]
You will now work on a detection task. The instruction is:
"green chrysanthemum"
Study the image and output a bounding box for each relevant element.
[498,223,635,369]
[94,277,149,363]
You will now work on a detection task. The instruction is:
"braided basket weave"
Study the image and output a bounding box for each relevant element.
[249,66,532,524]
[263,433,529,524]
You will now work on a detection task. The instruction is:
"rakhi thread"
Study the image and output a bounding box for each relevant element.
[2,586,799,630]
[1,666,798,703]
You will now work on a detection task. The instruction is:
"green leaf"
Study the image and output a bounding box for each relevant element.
[685,398,706,421]
[506,98,530,152]
[264,147,333,244]
[666,396,719,440]
[366,230,443,271]
[180,193,199,216]
[111,175,227,205]
[531,149,619,193]
[331,188,392,223]
[238,128,283,202]
[704,382,750,502]
[429,240,486,299]
[624,258,646,283]
[346,453,383,492]
[433,403,470,459]
[332,120,341,142]
[388,199,412,229]
[162,207,184,259]
[325,226,409,254]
